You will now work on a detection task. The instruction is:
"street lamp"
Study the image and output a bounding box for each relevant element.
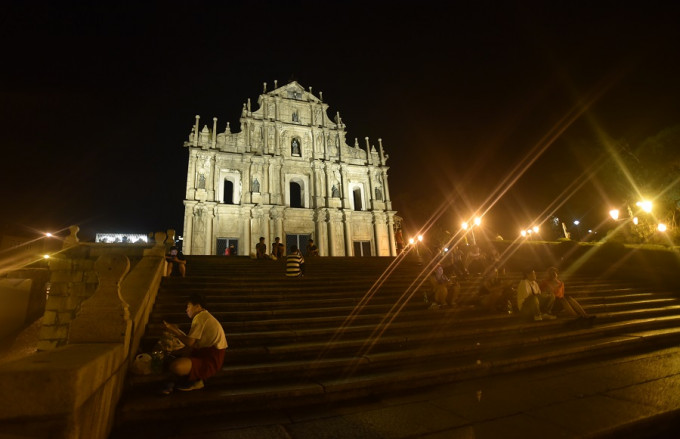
[636,200,653,213]
[462,218,481,245]
[658,223,667,232]
[609,209,620,221]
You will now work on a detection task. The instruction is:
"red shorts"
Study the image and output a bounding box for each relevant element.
[189,347,226,381]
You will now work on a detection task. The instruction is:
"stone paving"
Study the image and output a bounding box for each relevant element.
[114,346,680,439]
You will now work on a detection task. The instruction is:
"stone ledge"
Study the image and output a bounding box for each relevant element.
[0,343,125,420]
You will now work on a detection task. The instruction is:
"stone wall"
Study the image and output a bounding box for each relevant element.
[0,229,168,438]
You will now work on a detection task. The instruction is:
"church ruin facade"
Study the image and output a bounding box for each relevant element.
[182,81,397,257]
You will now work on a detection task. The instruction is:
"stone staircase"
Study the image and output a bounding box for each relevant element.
[112,255,680,433]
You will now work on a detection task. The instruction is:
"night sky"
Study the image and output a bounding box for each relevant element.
[2,1,679,242]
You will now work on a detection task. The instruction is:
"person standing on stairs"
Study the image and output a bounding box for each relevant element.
[161,293,228,394]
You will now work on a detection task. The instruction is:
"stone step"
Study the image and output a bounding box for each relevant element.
[114,256,680,432]
[115,325,680,425]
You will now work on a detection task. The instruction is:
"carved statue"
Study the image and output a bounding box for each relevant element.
[198,173,206,189]
[292,139,301,156]
[375,186,382,201]
[332,184,340,198]
[252,178,260,193]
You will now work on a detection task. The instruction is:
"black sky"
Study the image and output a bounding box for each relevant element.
[2,0,679,241]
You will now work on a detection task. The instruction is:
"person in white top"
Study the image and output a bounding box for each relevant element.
[516,268,556,321]
[162,293,228,393]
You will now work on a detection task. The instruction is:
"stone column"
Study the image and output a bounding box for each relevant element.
[382,169,392,211]
[186,151,198,199]
[387,213,397,256]
[315,209,328,257]
[206,155,215,201]
[206,206,215,255]
[367,167,376,210]
[241,207,251,256]
[341,168,350,209]
[343,210,353,256]
[183,203,194,254]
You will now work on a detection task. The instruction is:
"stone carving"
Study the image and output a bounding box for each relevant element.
[291,138,301,156]
[252,178,260,193]
[268,126,275,146]
[292,111,299,123]
[198,173,206,189]
[375,186,383,200]
[332,184,340,198]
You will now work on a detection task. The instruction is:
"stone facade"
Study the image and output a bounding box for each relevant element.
[182,81,397,256]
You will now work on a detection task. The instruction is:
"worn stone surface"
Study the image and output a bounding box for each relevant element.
[133,347,680,439]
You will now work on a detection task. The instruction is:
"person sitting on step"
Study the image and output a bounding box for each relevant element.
[475,267,515,313]
[161,293,228,394]
[540,267,595,324]
[256,237,268,259]
[306,239,319,257]
[272,237,285,260]
[427,263,457,309]
[165,246,186,277]
[516,268,556,321]
[286,245,303,277]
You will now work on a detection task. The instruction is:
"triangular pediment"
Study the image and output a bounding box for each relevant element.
[266,80,322,103]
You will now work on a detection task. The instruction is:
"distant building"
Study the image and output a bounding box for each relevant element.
[95,233,149,244]
[182,81,397,256]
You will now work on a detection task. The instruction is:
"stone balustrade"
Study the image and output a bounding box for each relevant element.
[0,228,171,438]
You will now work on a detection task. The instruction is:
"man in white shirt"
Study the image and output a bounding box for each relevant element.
[162,293,228,393]
[516,268,555,321]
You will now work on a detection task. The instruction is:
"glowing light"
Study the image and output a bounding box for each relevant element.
[474,217,481,226]
[45,233,53,238]
[527,229,532,235]
[43,254,50,259]
[417,235,423,242]
[636,200,652,213]
[588,230,593,233]
[532,226,539,233]
[573,220,580,225]
[658,223,667,232]
[633,217,639,225]
[520,230,527,237]
[609,209,619,220]
[443,247,449,252]
[461,222,469,230]
[408,238,414,245]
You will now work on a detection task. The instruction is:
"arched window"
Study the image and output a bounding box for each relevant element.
[353,188,362,211]
[290,182,302,208]
[224,180,234,204]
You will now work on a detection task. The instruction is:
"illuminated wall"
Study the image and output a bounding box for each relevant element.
[182,81,397,257]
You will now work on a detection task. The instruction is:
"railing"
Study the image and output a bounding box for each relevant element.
[0,228,172,438]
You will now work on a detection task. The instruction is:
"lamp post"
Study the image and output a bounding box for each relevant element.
[462,217,481,245]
